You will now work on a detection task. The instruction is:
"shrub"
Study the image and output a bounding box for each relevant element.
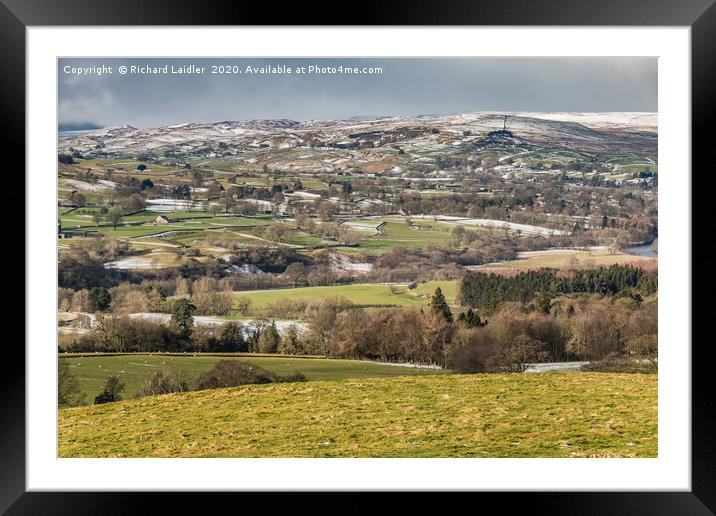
[94,375,125,404]
[581,353,656,374]
[196,360,305,390]
[137,369,190,397]
[625,334,658,372]
[280,372,308,382]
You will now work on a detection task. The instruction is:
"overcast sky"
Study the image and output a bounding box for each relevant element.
[58,57,657,129]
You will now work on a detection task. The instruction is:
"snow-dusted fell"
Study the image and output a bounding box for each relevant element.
[59,112,657,159]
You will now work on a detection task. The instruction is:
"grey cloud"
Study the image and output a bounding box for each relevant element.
[58,57,657,128]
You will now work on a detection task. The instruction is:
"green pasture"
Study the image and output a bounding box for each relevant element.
[61,353,445,402]
[232,281,458,310]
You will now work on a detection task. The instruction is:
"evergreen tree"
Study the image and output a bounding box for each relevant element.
[458,308,483,327]
[431,287,453,322]
[219,322,247,352]
[171,298,196,339]
[88,287,112,312]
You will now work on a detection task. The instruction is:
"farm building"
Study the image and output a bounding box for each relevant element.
[154,215,169,225]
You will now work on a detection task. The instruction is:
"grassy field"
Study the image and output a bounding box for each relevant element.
[58,372,657,458]
[75,158,181,175]
[60,210,270,230]
[59,209,463,255]
[481,248,657,271]
[232,280,459,309]
[355,220,455,253]
[61,354,446,402]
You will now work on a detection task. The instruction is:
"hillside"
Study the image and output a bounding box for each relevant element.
[58,112,657,161]
[58,373,657,458]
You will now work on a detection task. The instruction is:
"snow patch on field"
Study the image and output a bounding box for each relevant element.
[127,313,308,335]
[146,199,206,212]
[411,215,568,236]
[525,362,589,372]
[341,221,382,234]
[60,179,112,193]
[104,256,159,270]
[328,253,373,274]
[373,361,443,370]
[510,112,657,130]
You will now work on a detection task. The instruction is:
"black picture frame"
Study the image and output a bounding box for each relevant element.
[5,0,711,513]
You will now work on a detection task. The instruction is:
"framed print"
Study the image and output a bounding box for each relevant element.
[5,0,713,512]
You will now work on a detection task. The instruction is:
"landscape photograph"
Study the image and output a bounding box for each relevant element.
[56,57,658,458]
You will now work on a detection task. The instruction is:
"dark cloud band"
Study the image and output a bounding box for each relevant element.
[58,57,657,128]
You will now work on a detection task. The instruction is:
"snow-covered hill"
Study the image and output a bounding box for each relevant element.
[58,112,657,159]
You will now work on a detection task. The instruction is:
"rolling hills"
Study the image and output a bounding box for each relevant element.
[58,112,657,161]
